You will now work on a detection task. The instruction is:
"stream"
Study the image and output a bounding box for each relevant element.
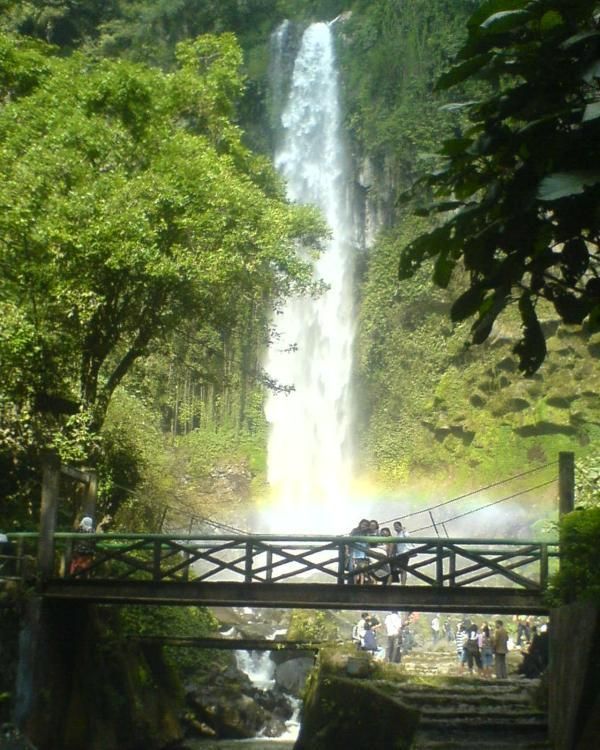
[186,742,293,750]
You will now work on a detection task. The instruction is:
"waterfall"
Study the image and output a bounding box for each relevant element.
[235,650,276,691]
[264,21,355,532]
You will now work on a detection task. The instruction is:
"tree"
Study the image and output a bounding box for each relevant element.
[0,31,323,461]
[399,0,600,374]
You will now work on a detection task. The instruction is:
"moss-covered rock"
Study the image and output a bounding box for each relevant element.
[294,672,419,750]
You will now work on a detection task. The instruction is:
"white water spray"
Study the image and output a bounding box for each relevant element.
[264,22,355,532]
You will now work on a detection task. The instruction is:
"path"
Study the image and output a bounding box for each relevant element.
[382,648,550,749]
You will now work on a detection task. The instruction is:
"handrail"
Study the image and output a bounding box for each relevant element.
[1,533,560,596]
[6,532,560,545]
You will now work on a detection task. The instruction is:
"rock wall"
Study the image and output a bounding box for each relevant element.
[15,600,184,750]
[549,602,600,750]
[294,660,419,750]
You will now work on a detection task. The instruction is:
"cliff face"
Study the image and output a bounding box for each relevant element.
[329,5,600,489]
[18,601,184,750]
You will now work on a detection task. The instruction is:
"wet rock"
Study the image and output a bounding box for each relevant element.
[183,661,295,741]
[186,687,267,739]
[275,657,314,695]
[295,674,419,750]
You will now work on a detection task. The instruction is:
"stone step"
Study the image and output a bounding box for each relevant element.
[419,713,547,726]
[412,740,551,750]
[390,690,537,707]
[416,718,548,742]
[418,706,545,719]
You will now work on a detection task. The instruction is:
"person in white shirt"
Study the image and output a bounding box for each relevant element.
[384,611,403,663]
[431,614,441,645]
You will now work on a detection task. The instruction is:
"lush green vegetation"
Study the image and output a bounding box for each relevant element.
[288,610,341,642]
[400,0,600,374]
[344,0,600,486]
[0,18,323,530]
[548,506,600,605]
[118,604,227,672]
[0,0,598,526]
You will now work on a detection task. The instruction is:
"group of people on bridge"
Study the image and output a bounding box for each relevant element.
[345,518,413,585]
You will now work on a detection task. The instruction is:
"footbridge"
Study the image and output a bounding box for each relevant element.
[3,532,559,614]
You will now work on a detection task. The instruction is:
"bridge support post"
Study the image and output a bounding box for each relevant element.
[435,542,444,586]
[244,541,253,583]
[558,452,575,516]
[81,469,98,521]
[38,451,61,578]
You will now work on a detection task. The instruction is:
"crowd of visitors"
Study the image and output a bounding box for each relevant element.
[352,611,417,662]
[344,517,414,585]
[453,616,549,678]
[352,610,549,679]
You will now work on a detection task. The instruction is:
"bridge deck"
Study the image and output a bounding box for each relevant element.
[41,579,549,614]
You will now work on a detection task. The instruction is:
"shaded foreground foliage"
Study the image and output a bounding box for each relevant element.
[400,0,600,374]
[549,505,600,605]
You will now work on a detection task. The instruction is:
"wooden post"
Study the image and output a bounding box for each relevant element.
[435,542,444,586]
[38,452,61,578]
[558,451,575,516]
[449,551,456,587]
[245,541,253,583]
[337,542,346,585]
[153,540,162,581]
[540,543,549,589]
[81,469,98,521]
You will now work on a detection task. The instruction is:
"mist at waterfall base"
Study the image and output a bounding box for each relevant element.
[251,483,558,539]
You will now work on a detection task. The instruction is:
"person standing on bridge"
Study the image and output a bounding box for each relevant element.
[69,516,96,577]
[347,518,371,584]
[391,520,412,585]
[493,620,509,679]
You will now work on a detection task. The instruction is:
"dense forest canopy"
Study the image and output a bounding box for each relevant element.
[0,14,324,528]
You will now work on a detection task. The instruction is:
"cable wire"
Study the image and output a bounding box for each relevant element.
[409,478,556,534]
[380,461,556,525]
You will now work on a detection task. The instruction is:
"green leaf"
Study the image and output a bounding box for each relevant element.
[441,137,474,157]
[433,252,456,289]
[583,102,600,122]
[467,0,528,30]
[398,226,451,280]
[513,294,546,375]
[480,10,531,34]
[450,285,486,322]
[560,30,600,51]
[470,292,508,344]
[551,290,590,325]
[540,10,564,34]
[560,238,589,285]
[583,59,600,84]
[537,171,600,201]
[439,101,480,112]
[436,54,491,91]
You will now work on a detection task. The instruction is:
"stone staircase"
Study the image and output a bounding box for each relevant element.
[383,649,551,749]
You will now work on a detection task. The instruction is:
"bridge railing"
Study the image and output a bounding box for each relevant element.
[2,533,560,591]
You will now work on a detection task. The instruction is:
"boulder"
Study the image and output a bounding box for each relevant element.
[294,673,419,750]
[275,657,314,696]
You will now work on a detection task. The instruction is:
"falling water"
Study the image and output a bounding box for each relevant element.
[264,22,355,531]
